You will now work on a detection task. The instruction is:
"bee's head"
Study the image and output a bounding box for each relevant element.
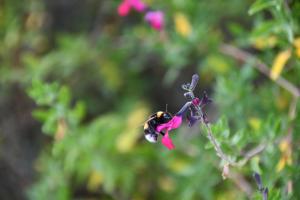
[156,111,172,123]
[162,112,172,121]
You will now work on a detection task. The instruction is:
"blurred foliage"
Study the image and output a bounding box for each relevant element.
[1,0,300,199]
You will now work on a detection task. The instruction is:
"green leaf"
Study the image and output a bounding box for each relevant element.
[204,142,214,150]
[251,21,281,38]
[41,115,57,135]
[28,80,59,106]
[248,0,277,15]
[250,157,262,174]
[32,109,50,122]
[58,86,71,106]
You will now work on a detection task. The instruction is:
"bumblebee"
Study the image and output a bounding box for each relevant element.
[144,111,172,143]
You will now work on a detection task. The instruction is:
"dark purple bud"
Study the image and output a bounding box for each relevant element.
[262,188,268,200]
[176,101,192,116]
[187,115,200,127]
[200,91,212,107]
[253,172,268,200]
[253,172,263,190]
[189,74,199,91]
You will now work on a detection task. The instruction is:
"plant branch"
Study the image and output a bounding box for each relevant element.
[204,123,267,168]
[204,123,236,165]
[211,157,253,198]
[219,44,299,195]
[230,171,253,197]
[237,143,267,166]
[219,44,300,98]
[183,74,267,170]
[288,96,298,120]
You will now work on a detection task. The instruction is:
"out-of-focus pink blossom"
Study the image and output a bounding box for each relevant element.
[156,115,182,150]
[118,1,131,16]
[118,0,147,16]
[130,0,146,12]
[144,11,164,30]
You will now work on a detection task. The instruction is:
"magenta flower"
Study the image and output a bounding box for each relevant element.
[156,115,183,150]
[118,0,147,16]
[192,97,200,106]
[144,10,164,31]
[161,132,175,150]
[156,115,182,133]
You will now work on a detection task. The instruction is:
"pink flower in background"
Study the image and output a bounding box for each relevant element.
[130,0,147,12]
[144,11,164,30]
[118,0,147,16]
[117,0,164,31]
[118,1,131,16]
[156,115,182,150]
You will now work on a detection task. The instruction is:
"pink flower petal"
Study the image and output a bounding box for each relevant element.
[118,1,131,16]
[145,11,164,31]
[161,132,175,150]
[130,0,147,12]
[156,122,170,132]
[170,115,182,129]
[155,114,182,150]
[156,115,182,132]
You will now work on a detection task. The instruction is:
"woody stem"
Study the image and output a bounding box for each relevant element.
[204,122,268,167]
[204,123,237,166]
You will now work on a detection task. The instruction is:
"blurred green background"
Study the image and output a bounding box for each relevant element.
[0,0,300,199]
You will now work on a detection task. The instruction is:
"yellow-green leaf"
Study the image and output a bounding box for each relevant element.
[253,36,277,49]
[87,170,104,191]
[276,139,292,172]
[248,117,261,132]
[293,37,300,58]
[174,13,192,38]
[116,104,149,153]
[270,49,291,80]
[158,176,175,192]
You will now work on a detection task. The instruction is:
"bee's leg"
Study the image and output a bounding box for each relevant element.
[145,129,159,143]
[145,125,160,143]
[159,131,165,136]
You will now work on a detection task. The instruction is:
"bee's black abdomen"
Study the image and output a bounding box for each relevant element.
[144,122,156,135]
